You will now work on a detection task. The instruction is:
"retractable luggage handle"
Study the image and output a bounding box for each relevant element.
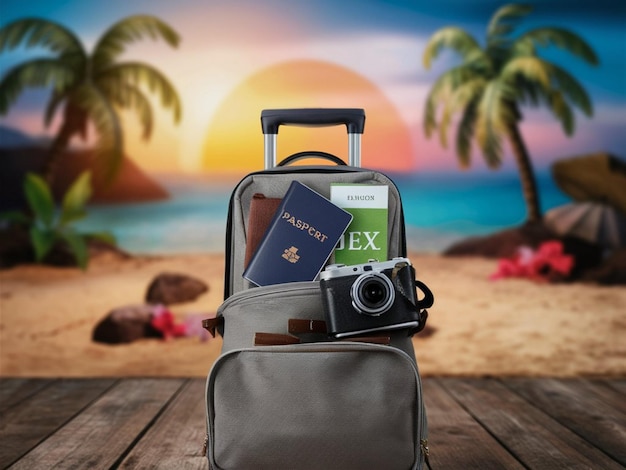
[261,108,365,169]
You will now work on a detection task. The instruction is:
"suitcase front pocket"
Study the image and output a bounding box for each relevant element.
[206,342,425,470]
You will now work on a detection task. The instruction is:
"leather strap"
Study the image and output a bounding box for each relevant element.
[288,318,328,335]
[254,331,391,346]
[202,317,223,337]
[341,335,391,345]
[255,332,301,346]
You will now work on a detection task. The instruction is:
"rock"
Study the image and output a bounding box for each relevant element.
[0,146,169,211]
[580,249,626,285]
[560,236,604,278]
[0,225,32,268]
[92,304,161,344]
[443,221,557,258]
[0,225,128,269]
[145,272,208,305]
[442,221,606,282]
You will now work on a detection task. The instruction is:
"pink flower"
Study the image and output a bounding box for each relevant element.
[183,313,212,342]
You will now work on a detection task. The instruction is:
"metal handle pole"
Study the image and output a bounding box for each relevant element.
[264,134,277,169]
[348,133,361,167]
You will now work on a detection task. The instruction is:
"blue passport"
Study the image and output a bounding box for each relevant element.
[243,181,353,286]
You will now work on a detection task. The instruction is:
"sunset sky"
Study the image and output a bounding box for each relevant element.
[1,0,624,176]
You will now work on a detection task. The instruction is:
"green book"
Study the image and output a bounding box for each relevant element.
[330,184,388,265]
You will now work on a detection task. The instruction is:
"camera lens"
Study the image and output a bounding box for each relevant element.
[362,280,387,304]
[350,272,395,316]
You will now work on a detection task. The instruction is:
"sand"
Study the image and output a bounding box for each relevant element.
[1,250,625,377]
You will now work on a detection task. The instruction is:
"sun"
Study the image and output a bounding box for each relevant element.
[201,59,415,174]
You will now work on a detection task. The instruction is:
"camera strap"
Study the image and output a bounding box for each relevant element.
[391,262,434,335]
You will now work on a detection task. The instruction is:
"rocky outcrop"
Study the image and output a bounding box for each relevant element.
[579,248,626,285]
[145,272,209,305]
[442,221,623,284]
[92,304,162,344]
[93,273,211,344]
[0,146,168,211]
[443,221,556,259]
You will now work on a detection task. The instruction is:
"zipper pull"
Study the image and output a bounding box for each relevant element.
[420,439,432,470]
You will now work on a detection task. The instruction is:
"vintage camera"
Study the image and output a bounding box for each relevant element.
[319,257,432,338]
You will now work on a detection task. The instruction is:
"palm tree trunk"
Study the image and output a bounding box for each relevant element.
[43,119,74,188]
[506,121,542,223]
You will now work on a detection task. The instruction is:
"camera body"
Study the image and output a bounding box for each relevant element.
[320,257,421,338]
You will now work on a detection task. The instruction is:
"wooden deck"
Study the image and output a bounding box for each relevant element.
[1,377,624,469]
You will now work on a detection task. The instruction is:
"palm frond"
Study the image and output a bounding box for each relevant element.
[455,98,479,167]
[100,79,154,139]
[547,90,575,135]
[70,84,124,181]
[423,73,452,137]
[423,67,466,137]
[475,80,518,168]
[92,15,180,69]
[501,56,552,91]
[423,27,482,69]
[502,56,593,117]
[476,83,504,167]
[549,63,593,116]
[100,62,182,122]
[515,27,598,65]
[44,90,65,127]
[0,59,74,114]
[0,18,84,55]
[439,77,485,149]
[487,4,533,41]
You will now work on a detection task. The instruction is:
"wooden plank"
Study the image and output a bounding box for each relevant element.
[441,378,624,470]
[505,378,626,466]
[423,379,524,469]
[579,379,626,415]
[603,378,626,396]
[0,378,116,468]
[9,378,185,470]
[0,379,53,413]
[118,378,207,469]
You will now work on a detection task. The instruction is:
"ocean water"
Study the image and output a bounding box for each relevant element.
[75,170,570,255]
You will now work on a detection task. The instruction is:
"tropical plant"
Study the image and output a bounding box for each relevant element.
[422,3,598,222]
[0,15,182,185]
[0,171,115,269]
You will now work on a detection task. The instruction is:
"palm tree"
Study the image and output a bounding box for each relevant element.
[0,15,182,186]
[422,3,598,223]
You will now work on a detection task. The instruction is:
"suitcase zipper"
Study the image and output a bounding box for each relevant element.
[219,280,320,311]
[421,439,432,470]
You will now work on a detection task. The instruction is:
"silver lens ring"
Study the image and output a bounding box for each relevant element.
[350,272,395,316]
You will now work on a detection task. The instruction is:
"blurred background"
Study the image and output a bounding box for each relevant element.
[1,0,624,256]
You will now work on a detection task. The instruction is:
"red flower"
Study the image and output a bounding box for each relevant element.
[490,240,574,282]
[151,305,187,340]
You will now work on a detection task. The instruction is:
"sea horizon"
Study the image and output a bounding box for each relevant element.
[75,168,571,255]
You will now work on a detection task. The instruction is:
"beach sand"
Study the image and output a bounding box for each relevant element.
[1,250,625,377]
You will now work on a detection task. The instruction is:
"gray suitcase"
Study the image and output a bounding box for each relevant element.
[203,109,432,470]
[223,108,408,299]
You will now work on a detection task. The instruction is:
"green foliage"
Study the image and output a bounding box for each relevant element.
[422,2,598,223]
[422,3,598,165]
[0,15,182,184]
[0,171,116,270]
